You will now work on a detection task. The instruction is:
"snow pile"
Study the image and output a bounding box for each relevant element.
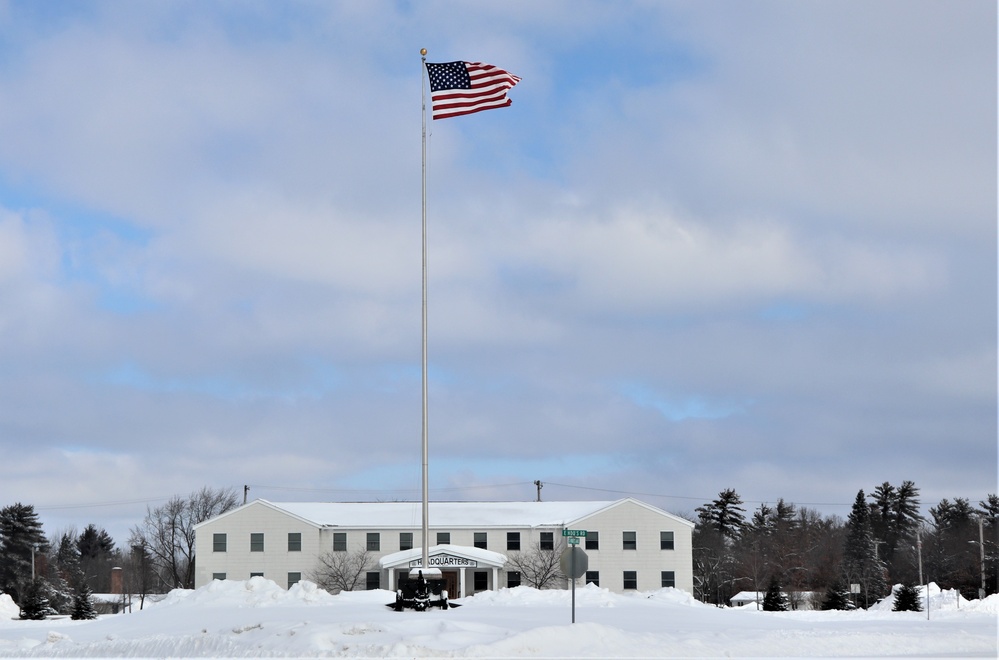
[459,583,620,607]
[0,594,17,621]
[156,577,340,609]
[640,586,709,607]
[461,584,707,610]
[0,579,994,657]
[870,582,999,613]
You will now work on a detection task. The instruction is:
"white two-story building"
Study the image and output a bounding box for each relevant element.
[193,497,694,597]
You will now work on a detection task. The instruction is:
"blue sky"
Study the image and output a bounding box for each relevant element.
[0,0,995,543]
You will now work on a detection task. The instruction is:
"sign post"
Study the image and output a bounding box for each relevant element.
[560,531,588,624]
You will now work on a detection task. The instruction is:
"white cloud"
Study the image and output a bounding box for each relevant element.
[488,201,946,315]
[0,2,993,542]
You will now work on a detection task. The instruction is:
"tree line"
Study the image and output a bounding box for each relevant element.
[0,487,239,618]
[692,482,999,608]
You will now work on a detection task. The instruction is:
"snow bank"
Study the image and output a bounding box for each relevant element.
[0,595,17,621]
[458,583,619,608]
[0,579,994,657]
[458,584,708,610]
[871,582,999,613]
[155,577,343,608]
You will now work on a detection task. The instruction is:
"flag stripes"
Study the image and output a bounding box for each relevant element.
[426,61,521,120]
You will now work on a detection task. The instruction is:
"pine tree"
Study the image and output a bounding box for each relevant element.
[868,481,922,583]
[0,503,49,605]
[893,481,922,540]
[820,581,853,610]
[978,494,999,596]
[45,572,74,616]
[930,497,975,530]
[750,503,774,532]
[71,581,99,620]
[926,497,982,599]
[979,494,999,520]
[48,532,83,615]
[695,489,747,541]
[18,578,53,620]
[77,524,116,593]
[892,582,922,612]
[694,489,747,606]
[842,490,887,607]
[762,576,788,611]
[56,532,82,580]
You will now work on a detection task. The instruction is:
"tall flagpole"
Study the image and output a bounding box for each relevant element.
[417,47,437,578]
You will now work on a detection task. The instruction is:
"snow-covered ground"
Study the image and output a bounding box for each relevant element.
[0,580,995,657]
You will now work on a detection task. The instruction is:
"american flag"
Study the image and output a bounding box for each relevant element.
[425,61,521,120]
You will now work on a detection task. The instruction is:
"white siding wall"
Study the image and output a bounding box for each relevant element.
[195,500,694,595]
[195,503,321,588]
[573,500,694,593]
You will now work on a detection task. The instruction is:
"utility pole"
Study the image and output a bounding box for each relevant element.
[243,485,249,505]
[916,531,923,586]
[916,531,928,619]
[978,516,986,599]
[534,480,543,502]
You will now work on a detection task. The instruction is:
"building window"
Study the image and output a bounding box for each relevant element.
[660,531,674,551]
[585,531,599,550]
[333,532,347,552]
[213,533,227,552]
[212,572,226,581]
[585,571,599,587]
[474,532,487,549]
[437,532,450,545]
[507,571,521,588]
[399,532,413,551]
[507,532,520,551]
[288,532,302,552]
[366,572,381,590]
[250,533,264,552]
[661,571,675,589]
[366,532,380,551]
[540,531,554,550]
[474,571,488,592]
[288,572,302,588]
[623,531,637,550]
[623,571,637,590]
[250,572,264,578]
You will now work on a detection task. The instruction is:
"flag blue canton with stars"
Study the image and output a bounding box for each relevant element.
[425,61,520,120]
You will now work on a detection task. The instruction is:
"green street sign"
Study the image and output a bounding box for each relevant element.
[567,537,580,545]
[562,529,587,537]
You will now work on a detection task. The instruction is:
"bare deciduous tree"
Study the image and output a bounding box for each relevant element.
[505,542,565,589]
[130,486,239,591]
[309,548,374,594]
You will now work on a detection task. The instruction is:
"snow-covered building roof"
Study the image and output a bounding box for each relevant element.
[196,498,694,530]
[730,591,763,605]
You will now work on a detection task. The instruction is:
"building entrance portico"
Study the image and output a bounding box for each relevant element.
[379,544,507,598]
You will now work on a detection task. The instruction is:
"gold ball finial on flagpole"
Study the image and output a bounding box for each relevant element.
[420,48,427,56]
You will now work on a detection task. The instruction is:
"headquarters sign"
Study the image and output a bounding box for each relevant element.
[409,553,478,569]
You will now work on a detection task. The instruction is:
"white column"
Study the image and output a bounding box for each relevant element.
[492,567,499,591]
[458,569,466,597]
